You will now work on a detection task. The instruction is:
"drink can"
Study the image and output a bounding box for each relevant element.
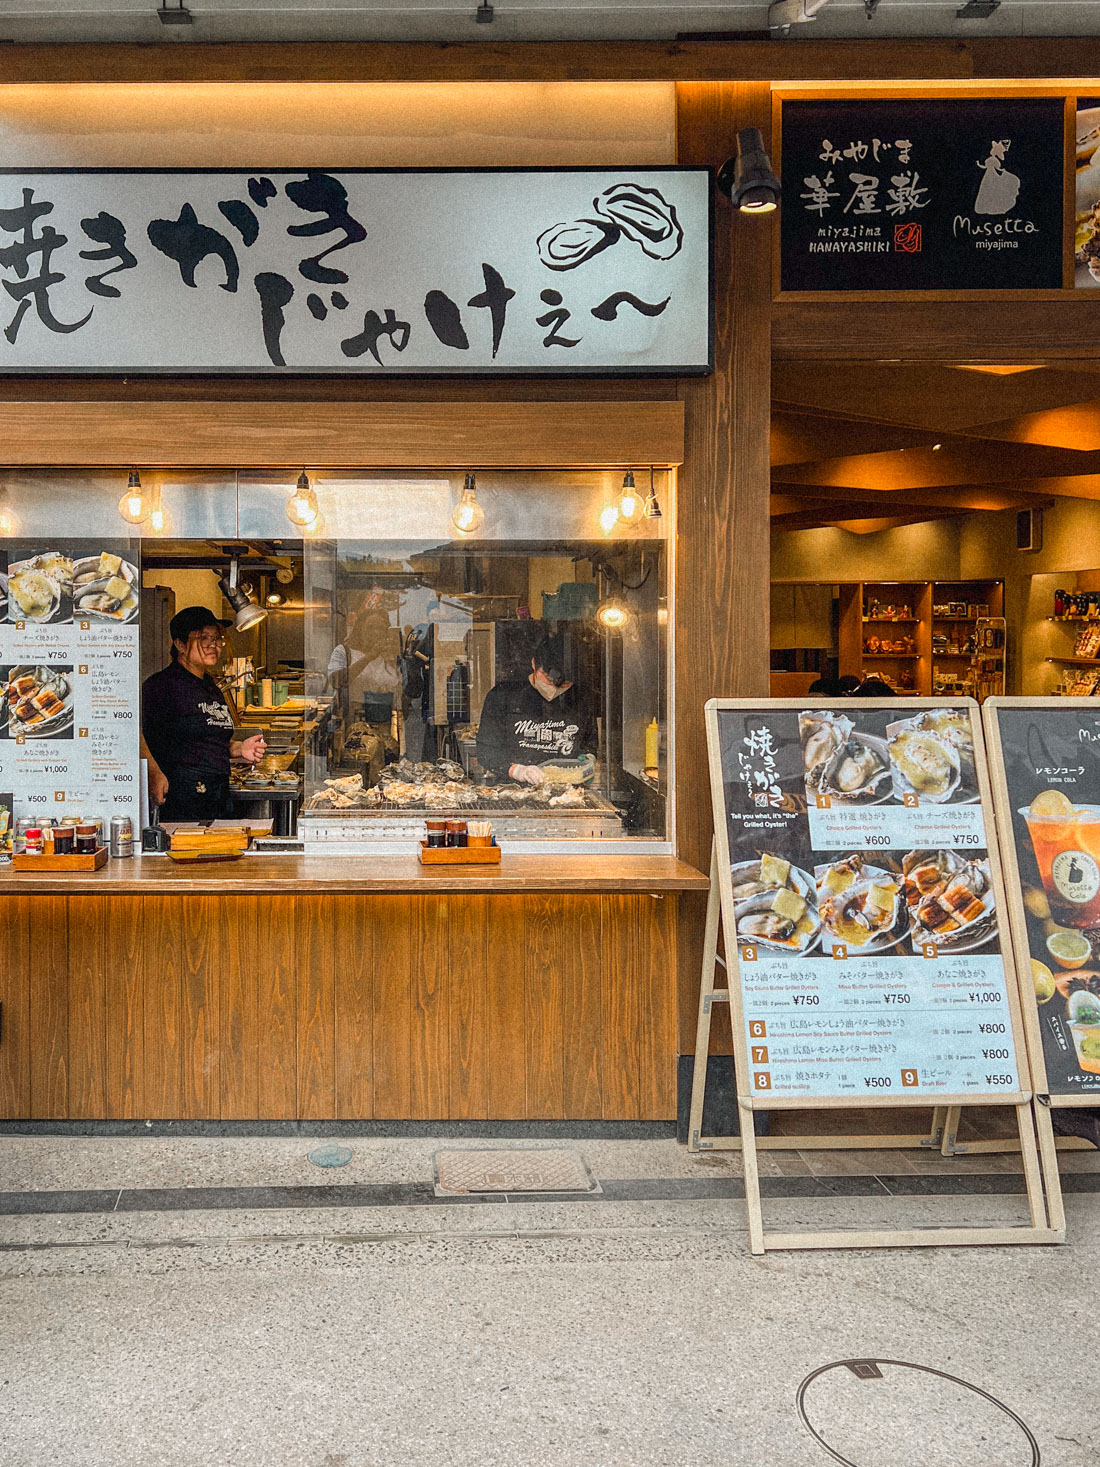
[109,815,134,859]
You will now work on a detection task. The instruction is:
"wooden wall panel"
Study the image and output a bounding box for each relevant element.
[370,895,417,1120]
[0,897,33,1117]
[220,894,259,1120]
[410,896,451,1119]
[560,895,604,1119]
[105,895,145,1118]
[29,896,69,1118]
[66,895,109,1118]
[485,895,528,1119]
[334,894,374,1118]
[295,894,336,1119]
[524,894,566,1119]
[674,82,773,1056]
[600,894,676,1119]
[0,400,684,470]
[447,894,490,1120]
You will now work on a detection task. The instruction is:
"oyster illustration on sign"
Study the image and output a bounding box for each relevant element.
[816,854,907,954]
[903,849,997,950]
[799,710,892,804]
[535,218,620,272]
[887,710,978,804]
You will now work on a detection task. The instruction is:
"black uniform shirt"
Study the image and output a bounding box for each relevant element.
[142,659,237,819]
[477,678,597,778]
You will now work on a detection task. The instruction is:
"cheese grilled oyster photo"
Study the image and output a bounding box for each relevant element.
[72,553,140,623]
[886,709,978,805]
[731,852,821,954]
[816,854,908,956]
[6,550,72,625]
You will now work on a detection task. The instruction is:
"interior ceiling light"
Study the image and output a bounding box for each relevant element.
[266,591,285,607]
[452,472,485,536]
[217,559,267,631]
[717,128,782,215]
[956,0,1000,17]
[932,443,943,452]
[954,364,1043,375]
[617,471,641,523]
[118,468,149,526]
[597,598,631,632]
[285,469,320,529]
[157,0,193,24]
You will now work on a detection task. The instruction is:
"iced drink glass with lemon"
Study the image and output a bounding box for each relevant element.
[1022,789,1100,928]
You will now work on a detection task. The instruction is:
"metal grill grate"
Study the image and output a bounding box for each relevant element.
[433,1148,600,1196]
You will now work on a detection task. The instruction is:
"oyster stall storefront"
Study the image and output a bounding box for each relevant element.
[0,406,709,1124]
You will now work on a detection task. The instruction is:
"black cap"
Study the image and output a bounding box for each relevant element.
[169,605,231,644]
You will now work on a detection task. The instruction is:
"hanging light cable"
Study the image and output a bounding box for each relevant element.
[286,469,320,529]
[452,472,485,535]
[118,468,149,526]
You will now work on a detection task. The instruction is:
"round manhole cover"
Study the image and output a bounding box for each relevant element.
[797,1359,1039,1467]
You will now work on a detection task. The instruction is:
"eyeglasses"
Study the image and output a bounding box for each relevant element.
[195,634,226,650]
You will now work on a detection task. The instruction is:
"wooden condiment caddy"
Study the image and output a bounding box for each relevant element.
[13,846,108,871]
[418,842,501,865]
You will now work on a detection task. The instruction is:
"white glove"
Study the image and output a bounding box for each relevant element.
[509,763,544,785]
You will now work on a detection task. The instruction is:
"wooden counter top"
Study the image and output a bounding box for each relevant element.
[0,852,708,895]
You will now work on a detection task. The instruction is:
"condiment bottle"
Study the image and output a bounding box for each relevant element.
[23,827,44,855]
[75,822,99,855]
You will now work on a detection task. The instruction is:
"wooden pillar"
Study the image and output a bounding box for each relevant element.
[675,82,773,1053]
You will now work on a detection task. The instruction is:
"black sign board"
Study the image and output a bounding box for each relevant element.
[780,98,1065,292]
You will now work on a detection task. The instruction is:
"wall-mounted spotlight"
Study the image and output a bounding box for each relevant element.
[286,470,320,529]
[597,597,631,632]
[118,468,150,526]
[452,472,485,535]
[716,127,782,215]
[217,559,267,631]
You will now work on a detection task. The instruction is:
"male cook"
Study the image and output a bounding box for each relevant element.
[142,605,265,820]
[476,634,597,783]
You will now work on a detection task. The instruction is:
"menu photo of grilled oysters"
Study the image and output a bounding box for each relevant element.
[1076,104,1100,287]
[71,552,139,623]
[6,550,72,624]
[816,854,908,956]
[886,709,978,805]
[1,663,73,739]
[799,710,892,805]
[731,852,821,954]
[902,848,997,953]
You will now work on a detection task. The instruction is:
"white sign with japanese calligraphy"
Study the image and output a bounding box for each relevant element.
[0,168,711,374]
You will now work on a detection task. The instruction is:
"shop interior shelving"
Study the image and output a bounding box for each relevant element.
[834,579,1004,699]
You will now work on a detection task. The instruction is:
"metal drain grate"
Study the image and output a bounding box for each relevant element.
[433,1148,600,1197]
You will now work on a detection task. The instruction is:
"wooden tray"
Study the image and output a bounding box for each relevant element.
[418,842,501,865]
[13,846,108,871]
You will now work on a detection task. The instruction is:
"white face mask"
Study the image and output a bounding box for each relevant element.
[532,668,569,701]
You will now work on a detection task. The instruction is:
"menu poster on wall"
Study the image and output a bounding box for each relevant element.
[984,702,1100,1098]
[779,98,1065,292]
[0,540,141,836]
[1074,98,1100,288]
[708,700,1025,1104]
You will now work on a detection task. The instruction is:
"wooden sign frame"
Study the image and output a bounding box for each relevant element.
[981,695,1100,1232]
[702,697,1061,1253]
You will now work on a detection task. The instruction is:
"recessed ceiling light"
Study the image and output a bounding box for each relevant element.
[932,443,943,451]
[954,365,1043,375]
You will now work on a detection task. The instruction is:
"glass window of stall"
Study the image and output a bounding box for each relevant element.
[237,469,673,847]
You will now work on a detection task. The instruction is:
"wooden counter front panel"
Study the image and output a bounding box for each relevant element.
[0,891,677,1122]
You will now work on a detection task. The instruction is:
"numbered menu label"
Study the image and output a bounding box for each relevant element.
[713,701,1023,1102]
[0,539,141,839]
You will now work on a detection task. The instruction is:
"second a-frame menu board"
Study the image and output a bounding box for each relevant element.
[705,698,1058,1252]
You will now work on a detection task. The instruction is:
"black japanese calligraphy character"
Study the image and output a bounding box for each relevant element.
[590,291,669,322]
[0,187,91,342]
[78,211,137,299]
[330,291,348,310]
[148,203,239,292]
[254,270,294,367]
[306,292,327,321]
[467,263,514,359]
[536,288,580,349]
[218,199,260,247]
[340,308,411,365]
[247,177,277,209]
[285,171,367,285]
[424,289,469,350]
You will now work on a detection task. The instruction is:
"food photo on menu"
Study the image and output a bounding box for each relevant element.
[0,664,74,740]
[4,547,72,625]
[0,792,11,862]
[798,706,979,806]
[70,542,139,624]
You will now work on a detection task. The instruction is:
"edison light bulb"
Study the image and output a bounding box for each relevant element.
[617,471,640,522]
[599,503,620,535]
[118,469,148,526]
[451,473,484,535]
[286,470,320,529]
[150,500,165,533]
[0,502,15,535]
